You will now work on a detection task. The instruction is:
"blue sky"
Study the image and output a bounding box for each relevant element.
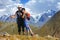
[20,0,29,4]
[0,0,60,22]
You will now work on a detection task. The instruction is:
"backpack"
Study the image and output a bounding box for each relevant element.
[26,13,30,20]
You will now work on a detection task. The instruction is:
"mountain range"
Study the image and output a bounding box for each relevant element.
[0,10,56,27]
[36,11,60,38]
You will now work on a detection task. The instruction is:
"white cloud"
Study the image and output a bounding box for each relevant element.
[24,0,60,23]
[0,9,6,12]
[0,0,58,16]
[56,2,60,10]
[46,0,55,3]
[0,0,59,22]
[0,0,24,16]
[25,0,57,13]
[31,13,41,23]
[48,16,52,18]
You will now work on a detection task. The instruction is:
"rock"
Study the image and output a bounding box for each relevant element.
[0,32,10,36]
[47,35,53,38]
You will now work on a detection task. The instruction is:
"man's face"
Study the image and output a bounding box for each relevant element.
[18,7,22,11]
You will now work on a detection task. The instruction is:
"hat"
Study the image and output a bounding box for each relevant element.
[17,5,22,8]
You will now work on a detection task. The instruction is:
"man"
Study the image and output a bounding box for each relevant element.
[10,6,25,35]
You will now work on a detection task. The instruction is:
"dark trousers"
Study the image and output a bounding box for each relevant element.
[17,21,25,34]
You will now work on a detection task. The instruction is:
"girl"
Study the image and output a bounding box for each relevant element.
[21,8,34,36]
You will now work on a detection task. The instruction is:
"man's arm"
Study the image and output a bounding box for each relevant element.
[10,13,17,18]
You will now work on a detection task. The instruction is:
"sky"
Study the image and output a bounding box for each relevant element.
[0,0,60,18]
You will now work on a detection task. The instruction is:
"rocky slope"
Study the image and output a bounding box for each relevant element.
[37,11,60,38]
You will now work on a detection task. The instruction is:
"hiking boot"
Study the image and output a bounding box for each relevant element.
[18,32,21,35]
[31,33,34,36]
[22,32,25,35]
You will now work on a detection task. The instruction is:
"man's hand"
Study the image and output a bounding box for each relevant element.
[10,15,16,18]
[10,13,17,18]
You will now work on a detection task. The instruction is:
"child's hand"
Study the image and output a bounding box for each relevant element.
[22,13,25,18]
[22,16,24,18]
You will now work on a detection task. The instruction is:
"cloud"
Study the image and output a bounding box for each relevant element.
[0,0,59,15]
[25,0,58,14]
[0,9,6,12]
[56,2,60,10]
[0,0,60,22]
[0,0,24,16]
[48,16,52,18]
[23,0,59,22]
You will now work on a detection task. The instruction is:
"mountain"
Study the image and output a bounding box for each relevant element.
[0,15,16,22]
[0,21,59,40]
[37,11,60,38]
[0,11,60,39]
[31,10,56,27]
[0,10,56,27]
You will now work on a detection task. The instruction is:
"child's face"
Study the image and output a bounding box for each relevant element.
[22,10,25,13]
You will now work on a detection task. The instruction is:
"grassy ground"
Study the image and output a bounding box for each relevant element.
[0,22,38,35]
[0,35,59,40]
[0,22,60,40]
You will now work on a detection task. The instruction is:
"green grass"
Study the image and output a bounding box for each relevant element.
[0,22,60,40]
